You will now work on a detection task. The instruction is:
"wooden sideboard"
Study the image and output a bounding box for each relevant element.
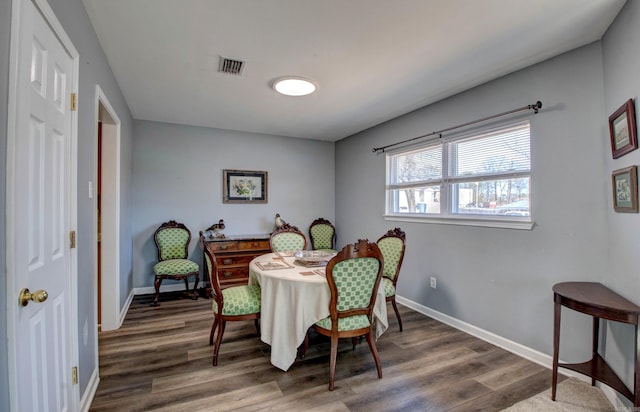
[199,233,271,293]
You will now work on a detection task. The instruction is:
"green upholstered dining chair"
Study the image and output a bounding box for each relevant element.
[204,247,261,366]
[152,220,200,306]
[309,239,384,391]
[269,224,307,252]
[376,228,406,331]
[308,217,336,251]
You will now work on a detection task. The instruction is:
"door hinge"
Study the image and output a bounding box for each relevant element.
[72,366,78,385]
[70,231,76,249]
[71,93,77,111]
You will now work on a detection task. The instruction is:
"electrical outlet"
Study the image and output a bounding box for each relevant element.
[430,276,437,289]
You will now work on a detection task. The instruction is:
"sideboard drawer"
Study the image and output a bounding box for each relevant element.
[217,254,256,267]
[218,266,249,285]
[207,241,238,252]
[237,240,270,251]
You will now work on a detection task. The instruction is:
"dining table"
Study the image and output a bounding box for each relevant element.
[249,252,389,371]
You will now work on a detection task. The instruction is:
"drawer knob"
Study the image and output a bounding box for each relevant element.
[222,272,233,278]
[222,259,233,265]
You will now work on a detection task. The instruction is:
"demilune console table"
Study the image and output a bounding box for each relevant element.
[552,281,640,407]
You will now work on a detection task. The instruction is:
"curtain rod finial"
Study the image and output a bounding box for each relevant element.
[531,100,542,113]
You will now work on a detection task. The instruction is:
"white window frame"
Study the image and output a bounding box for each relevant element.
[384,120,533,230]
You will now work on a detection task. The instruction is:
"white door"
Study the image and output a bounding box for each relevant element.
[7,0,79,410]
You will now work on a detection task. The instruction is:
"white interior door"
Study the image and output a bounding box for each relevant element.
[7,0,78,410]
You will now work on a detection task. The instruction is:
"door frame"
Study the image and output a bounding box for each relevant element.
[93,85,121,331]
[6,0,79,409]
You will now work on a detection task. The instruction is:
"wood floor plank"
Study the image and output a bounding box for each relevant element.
[90,292,559,411]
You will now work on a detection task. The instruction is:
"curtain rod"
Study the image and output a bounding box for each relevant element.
[372,100,542,153]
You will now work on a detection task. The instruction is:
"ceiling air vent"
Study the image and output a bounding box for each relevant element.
[218,57,244,75]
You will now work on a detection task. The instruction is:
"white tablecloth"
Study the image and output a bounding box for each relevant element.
[249,253,388,371]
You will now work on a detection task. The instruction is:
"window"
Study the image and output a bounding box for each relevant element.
[385,121,531,229]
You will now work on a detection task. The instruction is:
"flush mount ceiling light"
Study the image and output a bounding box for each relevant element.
[272,76,317,96]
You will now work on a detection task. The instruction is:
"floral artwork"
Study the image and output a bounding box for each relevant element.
[223,170,268,203]
[233,178,257,198]
[611,166,638,213]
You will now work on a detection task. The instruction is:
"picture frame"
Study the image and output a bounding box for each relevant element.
[223,169,268,204]
[611,165,638,213]
[609,99,638,159]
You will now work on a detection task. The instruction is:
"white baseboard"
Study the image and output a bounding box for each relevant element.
[395,295,628,408]
[133,281,198,296]
[396,295,551,367]
[119,288,135,326]
[79,367,100,412]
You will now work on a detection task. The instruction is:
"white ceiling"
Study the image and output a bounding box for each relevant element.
[82,0,625,142]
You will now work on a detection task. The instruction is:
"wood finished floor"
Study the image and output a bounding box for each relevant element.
[90,291,562,412]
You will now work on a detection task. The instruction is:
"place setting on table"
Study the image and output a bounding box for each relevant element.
[248,247,389,372]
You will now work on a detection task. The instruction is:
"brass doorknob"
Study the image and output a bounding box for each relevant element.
[19,288,48,307]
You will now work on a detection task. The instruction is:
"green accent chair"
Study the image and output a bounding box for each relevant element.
[377,228,406,331]
[152,220,200,306]
[308,217,336,252]
[205,247,261,366]
[307,239,384,391]
[269,224,307,252]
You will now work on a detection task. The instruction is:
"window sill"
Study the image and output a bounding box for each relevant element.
[383,214,534,230]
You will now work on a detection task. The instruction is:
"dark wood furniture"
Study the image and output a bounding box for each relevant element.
[308,217,336,250]
[199,233,270,293]
[152,220,199,306]
[303,239,384,391]
[377,227,406,332]
[203,247,261,366]
[552,281,640,407]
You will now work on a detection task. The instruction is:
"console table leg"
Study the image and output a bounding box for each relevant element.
[635,323,639,408]
[592,316,599,387]
[552,299,561,401]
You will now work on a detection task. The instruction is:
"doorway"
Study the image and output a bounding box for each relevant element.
[95,85,121,331]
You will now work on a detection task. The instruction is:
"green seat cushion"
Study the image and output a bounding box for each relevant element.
[213,284,261,316]
[153,259,199,276]
[315,315,370,331]
[382,277,396,297]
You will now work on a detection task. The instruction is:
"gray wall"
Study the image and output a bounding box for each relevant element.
[601,0,640,406]
[1,0,12,409]
[335,3,638,407]
[132,120,335,289]
[336,41,608,358]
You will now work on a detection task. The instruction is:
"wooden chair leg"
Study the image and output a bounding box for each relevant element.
[298,331,310,359]
[328,335,339,391]
[192,274,200,299]
[213,319,227,366]
[152,277,162,306]
[391,297,403,332]
[209,317,219,346]
[365,331,383,379]
[254,318,260,335]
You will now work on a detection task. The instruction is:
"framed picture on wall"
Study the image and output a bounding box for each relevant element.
[611,165,638,213]
[609,99,638,159]
[223,169,268,204]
